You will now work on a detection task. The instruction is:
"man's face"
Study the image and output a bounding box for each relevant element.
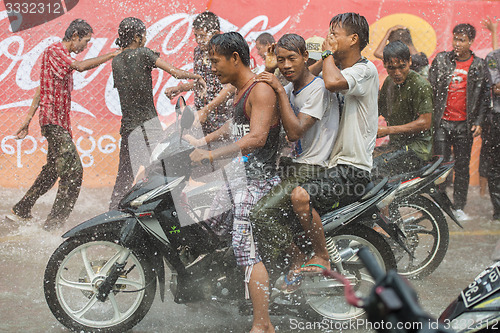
[452,33,473,58]
[276,46,307,83]
[194,28,217,51]
[255,41,268,61]
[209,50,235,84]
[72,33,92,54]
[328,23,354,56]
[384,58,411,85]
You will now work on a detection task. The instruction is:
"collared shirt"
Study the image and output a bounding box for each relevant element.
[38,42,75,136]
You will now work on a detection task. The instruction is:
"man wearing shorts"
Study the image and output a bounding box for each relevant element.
[290,13,379,273]
[190,32,280,333]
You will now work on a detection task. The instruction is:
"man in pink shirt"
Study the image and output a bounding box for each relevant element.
[8,19,120,230]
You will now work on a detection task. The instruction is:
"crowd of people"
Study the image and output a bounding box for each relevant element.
[5,9,500,333]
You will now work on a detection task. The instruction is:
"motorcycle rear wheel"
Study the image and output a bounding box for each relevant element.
[44,234,156,333]
[391,195,449,279]
[301,224,396,321]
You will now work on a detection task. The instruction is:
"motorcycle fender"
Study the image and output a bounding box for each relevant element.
[62,210,134,238]
[429,190,463,228]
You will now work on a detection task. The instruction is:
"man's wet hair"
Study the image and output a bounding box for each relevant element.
[453,23,476,40]
[388,28,414,47]
[63,19,93,41]
[256,32,275,45]
[276,33,307,56]
[383,41,411,63]
[329,13,369,51]
[193,11,220,32]
[115,17,146,48]
[209,32,250,67]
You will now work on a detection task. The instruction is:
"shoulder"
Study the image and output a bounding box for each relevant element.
[343,59,377,78]
[251,81,277,97]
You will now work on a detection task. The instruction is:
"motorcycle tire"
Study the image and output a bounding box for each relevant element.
[43,233,156,333]
[390,195,449,279]
[301,223,396,322]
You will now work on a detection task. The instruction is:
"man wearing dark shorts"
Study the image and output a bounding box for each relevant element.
[290,13,379,273]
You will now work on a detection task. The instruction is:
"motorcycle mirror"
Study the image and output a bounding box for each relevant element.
[180,105,195,129]
[175,96,186,116]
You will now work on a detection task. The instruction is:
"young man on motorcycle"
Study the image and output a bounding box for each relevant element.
[251,33,340,292]
[189,31,280,333]
[373,41,433,178]
[287,12,379,274]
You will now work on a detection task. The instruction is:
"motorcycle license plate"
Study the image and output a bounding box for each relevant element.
[461,265,500,308]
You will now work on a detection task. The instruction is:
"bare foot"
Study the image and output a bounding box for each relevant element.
[298,255,331,273]
[250,323,275,333]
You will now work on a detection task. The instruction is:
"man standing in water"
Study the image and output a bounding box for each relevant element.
[8,19,120,230]
[190,31,280,333]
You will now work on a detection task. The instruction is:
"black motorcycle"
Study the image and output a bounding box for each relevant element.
[378,156,461,279]
[43,98,399,332]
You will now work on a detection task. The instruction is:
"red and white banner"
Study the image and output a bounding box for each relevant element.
[0,0,498,187]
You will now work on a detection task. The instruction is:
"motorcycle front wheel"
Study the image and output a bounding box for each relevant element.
[301,224,396,321]
[43,234,156,333]
[391,195,449,279]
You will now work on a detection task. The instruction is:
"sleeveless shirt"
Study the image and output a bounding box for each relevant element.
[230,82,281,179]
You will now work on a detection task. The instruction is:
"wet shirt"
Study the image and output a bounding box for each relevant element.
[230,82,280,179]
[193,46,233,134]
[328,58,379,172]
[486,49,500,114]
[38,42,75,136]
[112,47,160,135]
[379,70,434,160]
[284,77,340,167]
[443,56,474,121]
[411,52,429,79]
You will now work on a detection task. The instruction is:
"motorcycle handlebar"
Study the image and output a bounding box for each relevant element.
[357,247,386,281]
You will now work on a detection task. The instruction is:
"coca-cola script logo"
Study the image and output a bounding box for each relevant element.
[0,11,289,118]
[5,0,79,32]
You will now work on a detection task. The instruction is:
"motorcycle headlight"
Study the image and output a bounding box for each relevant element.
[130,176,185,207]
[435,169,452,185]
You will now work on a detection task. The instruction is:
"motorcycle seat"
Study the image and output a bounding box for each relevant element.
[360,177,388,202]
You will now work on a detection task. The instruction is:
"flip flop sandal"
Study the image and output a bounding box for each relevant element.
[279,272,303,294]
[300,263,328,276]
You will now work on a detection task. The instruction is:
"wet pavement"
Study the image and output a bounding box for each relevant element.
[0,185,499,332]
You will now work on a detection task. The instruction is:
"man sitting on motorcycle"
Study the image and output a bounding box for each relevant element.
[251,33,340,292]
[373,41,433,178]
[189,32,280,333]
[284,12,379,275]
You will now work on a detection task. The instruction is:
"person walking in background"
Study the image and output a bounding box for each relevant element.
[374,25,430,78]
[429,23,490,221]
[109,17,206,210]
[7,19,120,230]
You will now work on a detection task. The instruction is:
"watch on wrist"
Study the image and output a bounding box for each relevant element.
[321,50,333,60]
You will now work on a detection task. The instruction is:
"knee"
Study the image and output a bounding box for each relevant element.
[291,187,310,209]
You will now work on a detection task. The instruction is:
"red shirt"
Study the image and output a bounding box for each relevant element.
[38,42,75,136]
[442,56,474,121]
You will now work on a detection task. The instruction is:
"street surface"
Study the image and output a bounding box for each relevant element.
[0,186,498,332]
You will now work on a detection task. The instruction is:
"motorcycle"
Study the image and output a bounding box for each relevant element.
[43,97,399,332]
[377,156,461,279]
[326,247,500,333]
[439,260,500,332]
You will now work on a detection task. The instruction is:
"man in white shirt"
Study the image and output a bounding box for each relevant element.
[291,12,379,273]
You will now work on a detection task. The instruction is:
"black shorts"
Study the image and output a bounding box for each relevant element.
[299,164,371,216]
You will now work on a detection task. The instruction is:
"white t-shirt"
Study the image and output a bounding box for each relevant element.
[285,77,340,167]
[328,59,379,172]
